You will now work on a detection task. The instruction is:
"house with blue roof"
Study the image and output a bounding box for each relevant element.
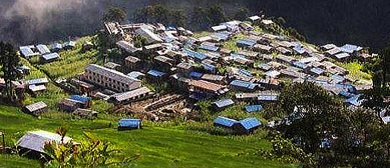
[310,67,325,77]
[236,39,257,48]
[183,49,207,61]
[118,118,142,130]
[202,63,216,74]
[212,99,234,111]
[189,71,203,79]
[199,44,219,52]
[340,44,363,55]
[147,69,166,81]
[245,105,263,113]
[229,80,259,91]
[257,63,272,71]
[292,61,310,71]
[214,116,237,128]
[258,94,279,103]
[70,95,91,108]
[233,117,261,134]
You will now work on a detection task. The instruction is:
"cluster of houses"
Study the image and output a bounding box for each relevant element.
[12,16,377,148]
[19,41,76,63]
[6,15,382,163]
[65,16,377,132]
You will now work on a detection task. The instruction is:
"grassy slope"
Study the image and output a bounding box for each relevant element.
[0,106,297,168]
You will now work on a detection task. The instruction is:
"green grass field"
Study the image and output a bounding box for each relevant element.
[0,105,297,168]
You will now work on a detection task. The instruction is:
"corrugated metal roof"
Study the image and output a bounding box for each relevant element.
[118,119,141,128]
[236,39,257,47]
[27,78,49,86]
[230,80,257,90]
[214,116,237,127]
[36,44,50,55]
[42,53,59,60]
[111,87,152,102]
[258,94,279,101]
[189,71,203,79]
[238,118,261,130]
[213,99,234,108]
[147,70,166,77]
[85,64,140,85]
[17,130,73,153]
[245,105,263,112]
[25,101,47,112]
[183,49,207,61]
[70,95,90,104]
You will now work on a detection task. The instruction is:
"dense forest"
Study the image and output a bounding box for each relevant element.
[1,0,390,51]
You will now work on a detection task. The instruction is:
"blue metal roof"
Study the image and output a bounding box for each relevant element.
[189,71,203,79]
[147,70,166,77]
[213,99,234,108]
[245,105,263,112]
[310,67,325,75]
[183,49,207,61]
[258,95,279,101]
[345,94,363,106]
[230,80,257,90]
[339,91,356,98]
[214,116,237,127]
[238,117,261,130]
[292,61,309,69]
[127,71,145,79]
[70,95,91,104]
[236,39,256,47]
[258,63,272,71]
[202,63,216,73]
[211,32,229,41]
[199,44,219,52]
[27,78,48,85]
[340,44,361,53]
[238,69,253,77]
[118,119,141,128]
[293,45,306,54]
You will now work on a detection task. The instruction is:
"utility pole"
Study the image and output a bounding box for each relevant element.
[0,131,5,153]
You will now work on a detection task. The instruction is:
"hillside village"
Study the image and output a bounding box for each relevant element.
[0,14,380,166]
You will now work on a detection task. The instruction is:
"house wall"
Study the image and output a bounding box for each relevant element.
[84,70,141,92]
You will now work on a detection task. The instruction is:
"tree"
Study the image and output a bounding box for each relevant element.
[170,9,186,27]
[191,6,211,30]
[44,127,138,168]
[234,7,250,21]
[207,5,227,26]
[103,6,126,22]
[0,42,21,102]
[278,82,349,153]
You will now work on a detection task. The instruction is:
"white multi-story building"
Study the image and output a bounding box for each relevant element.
[84,64,141,92]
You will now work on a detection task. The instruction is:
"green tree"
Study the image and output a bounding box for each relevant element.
[170,9,186,27]
[233,7,250,21]
[191,6,211,30]
[103,6,126,22]
[207,5,227,26]
[44,127,137,168]
[0,42,21,102]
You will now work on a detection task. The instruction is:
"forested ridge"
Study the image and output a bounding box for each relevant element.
[1,0,390,51]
